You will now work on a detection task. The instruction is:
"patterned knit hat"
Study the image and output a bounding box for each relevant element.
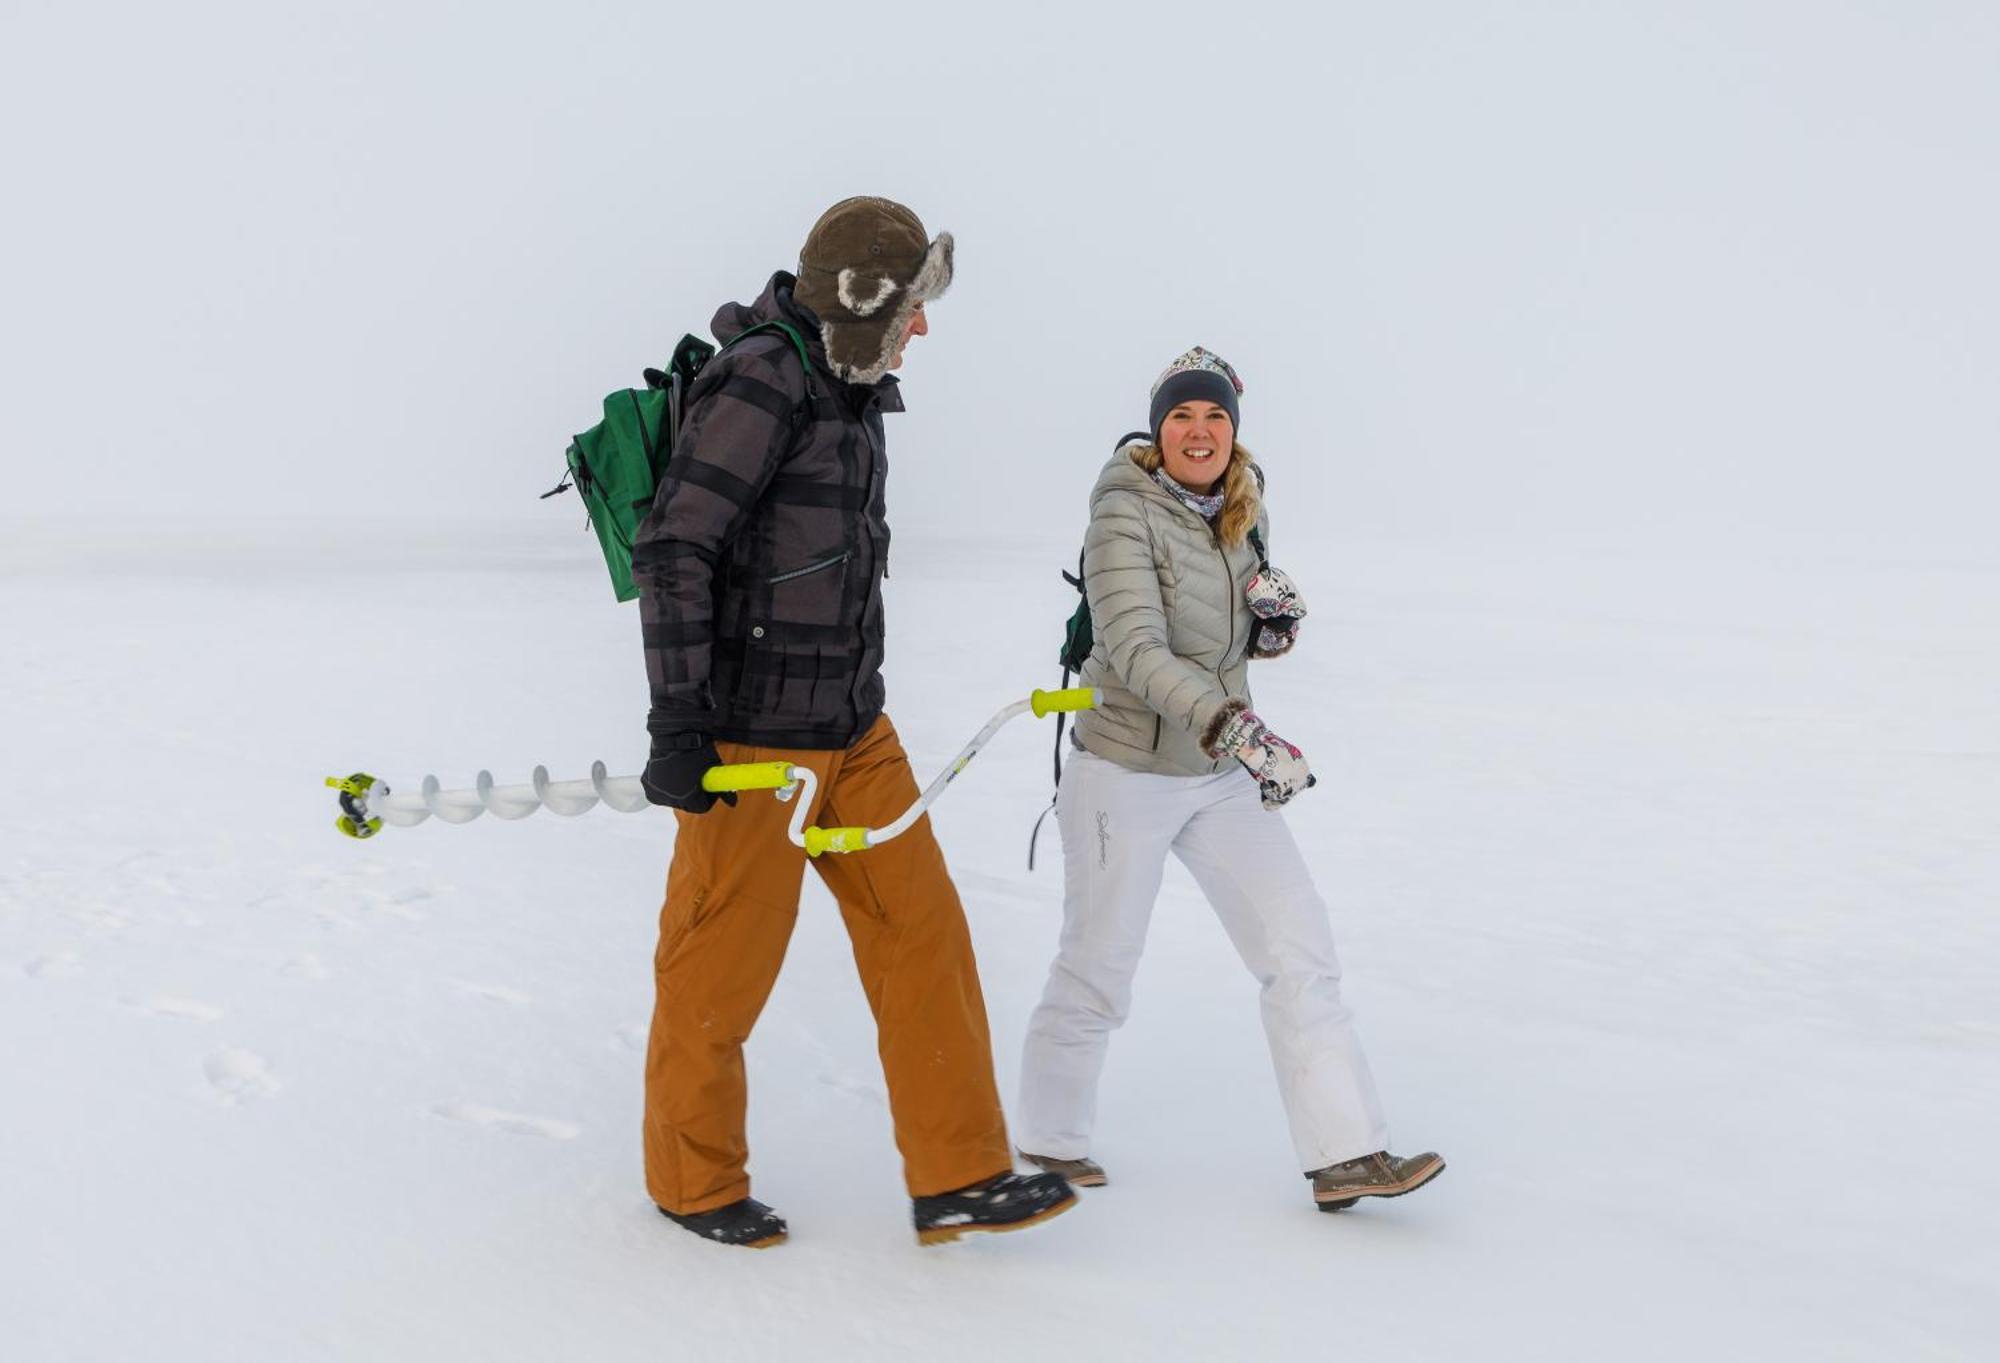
[1149,346,1244,444]
[792,196,954,385]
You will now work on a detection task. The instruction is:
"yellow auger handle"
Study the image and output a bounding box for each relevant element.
[804,826,870,858]
[1031,687,1101,718]
[702,761,798,793]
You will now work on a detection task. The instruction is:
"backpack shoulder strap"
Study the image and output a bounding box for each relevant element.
[717,320,820,401]
[1247,462,1269,567]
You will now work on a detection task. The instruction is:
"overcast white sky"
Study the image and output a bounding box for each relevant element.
[3,1,1995,556]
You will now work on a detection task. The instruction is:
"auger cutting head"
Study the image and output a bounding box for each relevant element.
[325,772,385,839]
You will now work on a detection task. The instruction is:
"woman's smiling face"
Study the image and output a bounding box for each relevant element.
[1157,400,1233,494]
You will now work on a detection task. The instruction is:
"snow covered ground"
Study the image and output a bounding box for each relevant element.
[3,518,1995,1361]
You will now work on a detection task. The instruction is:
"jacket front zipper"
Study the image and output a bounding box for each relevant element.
[1207,522,1241,667]
[767,551,850,584]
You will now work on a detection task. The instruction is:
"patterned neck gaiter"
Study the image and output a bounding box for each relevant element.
[1152,468,1226,521]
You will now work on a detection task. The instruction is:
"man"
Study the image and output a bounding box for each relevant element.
[632,197,1076,1248]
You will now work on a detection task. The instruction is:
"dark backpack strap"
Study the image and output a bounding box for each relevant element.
[1028,793,1058,871]
[1028,658,1074,873]
[1247,461,1269,568]
[659,320,820,461]
[1033,542,1091,871]
[718,320,820,404]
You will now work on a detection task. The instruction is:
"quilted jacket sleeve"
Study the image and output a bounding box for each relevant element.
[1084,490,1236,746]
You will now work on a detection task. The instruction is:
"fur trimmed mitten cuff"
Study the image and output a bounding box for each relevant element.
[1201,698,1313,808]
[1201,698,1258,760]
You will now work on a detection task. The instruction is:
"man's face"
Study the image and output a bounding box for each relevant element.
[888,303,928,371]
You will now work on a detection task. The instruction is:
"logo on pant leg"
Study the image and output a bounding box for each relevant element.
[1096,811,1111,869]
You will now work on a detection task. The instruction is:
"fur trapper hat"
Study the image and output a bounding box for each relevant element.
[793,196,953,385]
[1149,345,1244,444]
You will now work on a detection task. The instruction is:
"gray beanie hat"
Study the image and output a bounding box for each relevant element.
[792,196,954,385]
[1149,345,1244,444]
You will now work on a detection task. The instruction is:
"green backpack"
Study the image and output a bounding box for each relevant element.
[545,322,812,602]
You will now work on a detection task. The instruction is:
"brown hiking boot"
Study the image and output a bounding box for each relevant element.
[1307,1150,1445,1211]
[1017,1150,1108,1187]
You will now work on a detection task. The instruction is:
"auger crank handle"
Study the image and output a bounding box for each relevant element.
[1030,687,1097,717]
[700,761,799,794]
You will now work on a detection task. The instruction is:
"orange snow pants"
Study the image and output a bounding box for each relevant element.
[643,714,1013,1215]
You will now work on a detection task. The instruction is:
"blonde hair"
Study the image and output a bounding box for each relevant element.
[1127,441,1262,547]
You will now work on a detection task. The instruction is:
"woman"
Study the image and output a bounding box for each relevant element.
[1015,346,1443,1212]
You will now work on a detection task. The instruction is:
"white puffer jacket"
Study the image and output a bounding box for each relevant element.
[1072,444,1270,777]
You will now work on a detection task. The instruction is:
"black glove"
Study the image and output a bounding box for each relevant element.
[641,725,737,813]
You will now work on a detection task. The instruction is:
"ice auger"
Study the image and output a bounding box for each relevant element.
[326,687,1099,857]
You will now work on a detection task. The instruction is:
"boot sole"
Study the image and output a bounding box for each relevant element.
[917,1189,1079,1246]
[1017,1151,1109,1187]
[670,1227,788,1249]
[1315,1157,1446,1212]
[657,1205,789,1248]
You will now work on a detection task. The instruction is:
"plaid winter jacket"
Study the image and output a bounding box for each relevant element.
[633,272,899,750]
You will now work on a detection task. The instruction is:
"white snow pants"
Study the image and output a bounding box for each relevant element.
[1017,748,1390,1173]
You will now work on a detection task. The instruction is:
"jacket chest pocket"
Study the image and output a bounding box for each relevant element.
[768,551,849,585]
[762,547,854,630]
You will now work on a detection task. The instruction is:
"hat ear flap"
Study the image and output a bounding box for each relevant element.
[836,269,899,318]
[821,321,897,385]
[909,232,953,302]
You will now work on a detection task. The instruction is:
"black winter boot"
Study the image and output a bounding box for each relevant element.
[912,1171,1077,1246]
[658,1197,788,1248]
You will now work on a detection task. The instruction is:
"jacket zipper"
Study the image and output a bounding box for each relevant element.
[852,404,887,716]
[1211,525,1238,665]
[767,551,850,584]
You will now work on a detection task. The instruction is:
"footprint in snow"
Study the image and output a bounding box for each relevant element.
[129,995,226,1022]
[452,980,533,1007]
[429,1103,579,1140]
[364,885,434,923]
[281,954,330,981]
[24,950,83,980]
[817,1071,887,1107]
[203,1049,280,1105]
[951,869,1043,908]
